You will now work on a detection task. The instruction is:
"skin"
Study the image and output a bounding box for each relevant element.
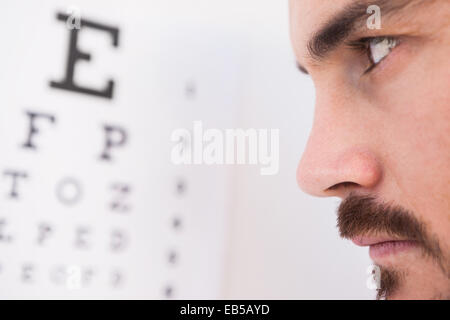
[290,0,450,299]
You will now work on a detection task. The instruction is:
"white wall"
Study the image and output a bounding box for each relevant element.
[0,0,376,299]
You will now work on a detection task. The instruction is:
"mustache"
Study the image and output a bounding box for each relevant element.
[337,194,443,265]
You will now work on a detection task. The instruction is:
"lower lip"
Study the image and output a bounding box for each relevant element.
[369,240,418,259]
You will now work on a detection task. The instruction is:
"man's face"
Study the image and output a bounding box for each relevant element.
[290,0,450,299]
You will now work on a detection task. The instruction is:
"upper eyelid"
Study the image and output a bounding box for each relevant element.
[346,35,400,48]
[297,36,400,75]
[347,36,399,60]
[345,36,383,50]
[345,39,370,51]
[296,62,309,75]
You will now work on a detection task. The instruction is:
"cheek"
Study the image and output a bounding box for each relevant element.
[375,55,450,239]
[379,109,450,249]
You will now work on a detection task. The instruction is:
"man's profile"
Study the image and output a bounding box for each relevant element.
[290,0,449,299]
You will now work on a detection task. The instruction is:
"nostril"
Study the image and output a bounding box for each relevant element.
[326,181,360,192]
[297,146,382,197]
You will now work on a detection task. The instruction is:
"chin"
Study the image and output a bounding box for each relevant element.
[377,263,450,300]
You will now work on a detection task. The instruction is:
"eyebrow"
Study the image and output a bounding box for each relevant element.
[297,0,417,74]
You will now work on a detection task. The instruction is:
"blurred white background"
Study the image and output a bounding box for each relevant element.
[0,0,373,299]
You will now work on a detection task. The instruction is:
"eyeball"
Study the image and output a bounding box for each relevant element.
[369,37,398,64]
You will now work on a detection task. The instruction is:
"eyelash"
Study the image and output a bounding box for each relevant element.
[347,36,398,74]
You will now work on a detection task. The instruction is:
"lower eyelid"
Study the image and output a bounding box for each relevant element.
[364,40,404,77]
[354,36,400,74]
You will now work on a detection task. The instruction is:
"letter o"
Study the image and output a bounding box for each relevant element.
[56,177,82,205]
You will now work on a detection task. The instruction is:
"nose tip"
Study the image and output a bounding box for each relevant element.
[297,147,382,198]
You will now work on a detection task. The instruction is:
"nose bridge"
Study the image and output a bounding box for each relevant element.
[297,86,382,197]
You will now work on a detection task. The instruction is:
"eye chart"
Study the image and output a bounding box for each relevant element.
[0,0,243,298]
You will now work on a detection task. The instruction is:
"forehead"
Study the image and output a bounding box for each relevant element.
[289,0,355,58]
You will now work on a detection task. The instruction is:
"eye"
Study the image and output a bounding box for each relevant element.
[368,37,398,66]
[348,36,399,74]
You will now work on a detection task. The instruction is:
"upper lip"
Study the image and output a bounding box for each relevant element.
[351,236,408,247]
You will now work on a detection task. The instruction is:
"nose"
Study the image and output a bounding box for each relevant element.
[297,93,382,198]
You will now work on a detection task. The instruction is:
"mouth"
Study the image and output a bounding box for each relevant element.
[351,236,419,261]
